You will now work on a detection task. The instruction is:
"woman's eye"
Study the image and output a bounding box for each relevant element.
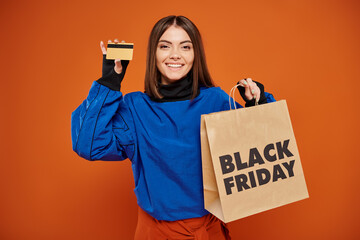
[182,45,191,50]
[159,45,169,49]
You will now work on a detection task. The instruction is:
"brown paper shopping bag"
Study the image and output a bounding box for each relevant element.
[200,88,309,223]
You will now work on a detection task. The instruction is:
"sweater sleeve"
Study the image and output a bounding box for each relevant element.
[265,92,276,103]
[71,81,135,161]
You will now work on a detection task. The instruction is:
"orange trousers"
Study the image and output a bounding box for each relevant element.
[134,207,231,240]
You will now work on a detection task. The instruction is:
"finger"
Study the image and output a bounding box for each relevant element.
[246,78,254,89]
[252,85,260,102]
[242,79,250,88]
[245,78,255,92]
[244,80,254,100]
[246,78,257,96]
[100,41,107,55]
[114,59,122,74]
[256,91,260,102]
[240,78,252,100]
[108,39,112,43]
[121,40,125,43]
[246,78,259,101]
[238,79,247,87]
[114,59,122,68]
[114,39,119,43]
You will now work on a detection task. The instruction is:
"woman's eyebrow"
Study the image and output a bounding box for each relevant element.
[158,40,192,44]
[180,40,192,44]
[158,40,172,44]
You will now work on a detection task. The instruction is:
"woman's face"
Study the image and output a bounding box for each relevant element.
[156,25,194,85]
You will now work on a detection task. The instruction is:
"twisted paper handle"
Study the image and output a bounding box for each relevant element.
[229,83,259,110]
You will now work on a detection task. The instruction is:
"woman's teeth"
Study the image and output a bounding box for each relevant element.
[167,64,182,68]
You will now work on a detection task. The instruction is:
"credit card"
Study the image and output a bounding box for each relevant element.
[106,43,134,60]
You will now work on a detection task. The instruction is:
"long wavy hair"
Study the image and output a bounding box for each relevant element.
[144,15,215,99]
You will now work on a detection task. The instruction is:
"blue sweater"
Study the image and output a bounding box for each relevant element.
[71,81,275,221]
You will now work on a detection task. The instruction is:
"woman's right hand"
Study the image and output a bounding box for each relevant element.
[100,39,124,75]
[97,39,129,91]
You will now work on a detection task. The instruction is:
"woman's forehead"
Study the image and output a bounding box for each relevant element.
[159,25,191,43]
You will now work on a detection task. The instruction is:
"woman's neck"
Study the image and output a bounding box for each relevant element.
[152,74,198,102]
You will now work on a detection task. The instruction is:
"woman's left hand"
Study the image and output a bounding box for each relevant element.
[237,78,260,103]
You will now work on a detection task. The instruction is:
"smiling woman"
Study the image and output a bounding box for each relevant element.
[71,15,275,240]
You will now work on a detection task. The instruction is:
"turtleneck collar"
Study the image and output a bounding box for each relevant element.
[151,73,199,102]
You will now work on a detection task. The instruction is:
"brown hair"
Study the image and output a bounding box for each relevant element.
[144,15,215,99]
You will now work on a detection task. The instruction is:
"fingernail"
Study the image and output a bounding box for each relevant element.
[251,89,255,94]
[242,80,247,85]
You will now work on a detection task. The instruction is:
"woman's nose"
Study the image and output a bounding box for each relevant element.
[170,49,181,60]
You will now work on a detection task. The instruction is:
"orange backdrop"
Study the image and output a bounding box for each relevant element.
[1,0,359,239]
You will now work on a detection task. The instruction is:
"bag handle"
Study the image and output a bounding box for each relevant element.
[229,84,258,110]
